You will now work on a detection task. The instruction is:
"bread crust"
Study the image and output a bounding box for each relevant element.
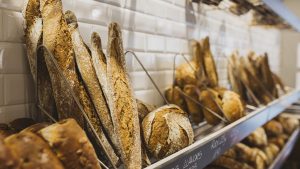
[0,138,19,169]
[40,0,84,126]
[23,0,57,120]
[5,132,64,169]
[183,85,203,123]
[106,22,141,169]
[39,119,101,169]
[65,11,119,158]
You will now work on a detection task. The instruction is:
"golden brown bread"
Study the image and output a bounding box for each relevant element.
[212,156,254,169]
[222,148,237,159]
[201,37,218,87]
[183,85,204,123]
[165,86,187,110]
[136,99,156,121]
[65,10,119,155]
[199,89,223,125]
[277,115,299,134]
[268,136,286,149]
[39,119,101,169]
[263,143,280,163]
[5,132,64,169]
[0,137,19,169]
[142,105,194,159]
[175,40,203,88]
[23,0,57,121]
[40,0,84,126]
[264,120,283,136]
[106,22,141,169]
[246,127,268,147]
[221,90,245,122]
[90,32,109,100]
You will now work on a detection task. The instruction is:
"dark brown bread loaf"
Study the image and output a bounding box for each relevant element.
[5,132,64,169]
[39,119,101,169]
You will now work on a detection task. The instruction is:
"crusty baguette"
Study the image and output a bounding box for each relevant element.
[39,119,101,169]
[201,37,218,87]
[183,85,203,123]
[40,0,84,126]
[23,0,57,120]
[91,32,109,100]
[106,22,142,169]
[5,132,64,169]
[65,11,119,156]
[0,137,19,169]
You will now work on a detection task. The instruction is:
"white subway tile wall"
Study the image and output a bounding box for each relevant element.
[0,0,281,122]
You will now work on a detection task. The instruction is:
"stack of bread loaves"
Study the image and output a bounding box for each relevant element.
[0,118,101,169]
[165,37,245,125]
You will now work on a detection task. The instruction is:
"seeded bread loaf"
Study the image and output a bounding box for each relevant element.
[39,119,101,169]
[142,105,194,159]
[65,11,119,157]
[264,120,283,136]
[106,22,142,169]
[246,127,268,147]
[5,132,64,169]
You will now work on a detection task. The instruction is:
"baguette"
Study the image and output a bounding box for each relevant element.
[40,0,84,126]
[91,32,109,100]
[65,11,119,155]
[201,37,218,87]
[5,132,64,169]
[23,0,57,120]
[183,85,203,123]
[107,22,142,169]
[39,119,101,169]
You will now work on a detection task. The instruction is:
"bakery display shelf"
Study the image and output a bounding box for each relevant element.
[145,90,300,169]
[268,127,300,169]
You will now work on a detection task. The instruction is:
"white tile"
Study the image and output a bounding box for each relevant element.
[0,43,29,74]
[107,5,123,25]
[2,10,24,42]
[78,22,92,46]
[4,74,35,105]
[134,89,164,106]
[134,12,156,33]
[165,37,186,53]
[128,52,157,72]
[0,104,35,123]
[172,22,187,38]
[62,0,75,11]
[146,34,165,52]
[75,0,108,25]
[174,0,185,7]
[124,0,147,13]
[144,0,167,18]
[1,0,24,11]
[123,31,146,51]
[122,9,136,30]
[156,18,173,36]
[0,75,3,106]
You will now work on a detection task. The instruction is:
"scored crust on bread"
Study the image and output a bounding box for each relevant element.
[142,105,194,159]
[65,11,119,157]
[40,0,84,126]
[39,119,101,169]
[221,91,245,122]
[5,132,64,169]
[106,22,142,169]
[23,0,57,120]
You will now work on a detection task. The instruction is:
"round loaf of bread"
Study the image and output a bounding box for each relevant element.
[264,120,283,136]
[142,105,194,159]
[221,91,245,122]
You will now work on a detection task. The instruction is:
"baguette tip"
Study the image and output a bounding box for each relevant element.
[65,10,78,27]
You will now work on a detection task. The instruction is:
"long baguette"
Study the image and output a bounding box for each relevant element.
[91,32,109,100]
[65,11,119,155]
[23,0,57,120]
[40,0,84,126]
[107,22,142,169]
